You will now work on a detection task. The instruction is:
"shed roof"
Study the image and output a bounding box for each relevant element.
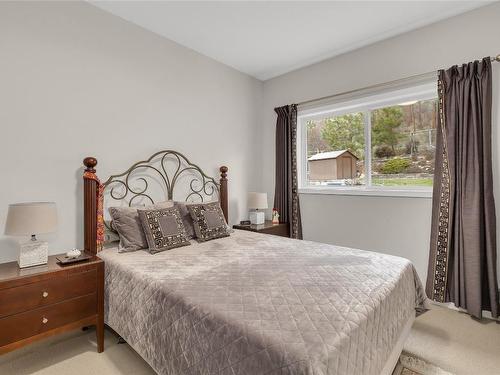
[308,150,359,161]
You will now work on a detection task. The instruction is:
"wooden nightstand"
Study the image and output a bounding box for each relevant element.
[233,220,290,238]
[0,253,104,355]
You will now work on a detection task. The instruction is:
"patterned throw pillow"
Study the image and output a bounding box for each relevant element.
[188,202,230,242]
[109,201,174,252]
[138,207,191,254]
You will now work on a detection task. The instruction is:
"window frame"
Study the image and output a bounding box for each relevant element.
[297,81,438,198]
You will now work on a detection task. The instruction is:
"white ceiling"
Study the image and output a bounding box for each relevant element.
[91,1,491,81]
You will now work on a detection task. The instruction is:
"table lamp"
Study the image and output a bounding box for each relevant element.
[248,192,268,225]
[4,202,58,268]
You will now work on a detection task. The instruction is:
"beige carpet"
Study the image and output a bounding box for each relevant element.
[0,307,498,375]
[0,329,155,375]
[403,306,500,375]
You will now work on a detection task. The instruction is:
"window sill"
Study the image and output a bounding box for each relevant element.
[298,186,433,198]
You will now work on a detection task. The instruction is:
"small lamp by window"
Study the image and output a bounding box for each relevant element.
[4,202,58,268]
[248,192,268,225]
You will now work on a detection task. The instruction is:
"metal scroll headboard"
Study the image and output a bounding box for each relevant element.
[102,150,220,207]
[82,150,229,254]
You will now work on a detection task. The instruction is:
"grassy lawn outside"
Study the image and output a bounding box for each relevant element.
[371,177,433,187]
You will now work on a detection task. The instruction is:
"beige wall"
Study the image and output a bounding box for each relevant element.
[261,2,500,281]
[0,2,263,263]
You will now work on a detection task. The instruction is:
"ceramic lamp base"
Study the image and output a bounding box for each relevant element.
[19,240,48,268]
[249,211,265,225]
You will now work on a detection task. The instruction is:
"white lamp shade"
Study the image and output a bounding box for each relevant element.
[5,202,58,236]
[248,192,268,210]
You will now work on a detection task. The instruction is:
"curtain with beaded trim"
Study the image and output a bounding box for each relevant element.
[426,58,498,319]
[274,104,302,239]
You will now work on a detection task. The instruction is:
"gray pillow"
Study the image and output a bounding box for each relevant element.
[138,207,190,254]
[104,225,120,244]
[188,202,230,242]
[108,201,174,252]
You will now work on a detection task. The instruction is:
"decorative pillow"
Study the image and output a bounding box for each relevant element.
[188,202,230,242]
[138,207,190,254]
[104,221,120,244]
[173,202,196,239]
[108,201,174,252]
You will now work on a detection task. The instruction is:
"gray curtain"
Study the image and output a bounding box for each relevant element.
[426,57,498,319]
[274,104,302,239]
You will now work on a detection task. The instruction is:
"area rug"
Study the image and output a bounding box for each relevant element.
[392,352,455,375]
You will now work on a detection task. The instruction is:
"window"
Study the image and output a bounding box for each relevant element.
[298,81,437,196]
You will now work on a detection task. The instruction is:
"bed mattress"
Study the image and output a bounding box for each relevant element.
[99,229,426,375]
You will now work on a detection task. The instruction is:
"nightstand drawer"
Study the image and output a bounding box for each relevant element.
[233,221,290,238]
[0,269,97,318]
[259,226,289,237]
[0,293,97,347]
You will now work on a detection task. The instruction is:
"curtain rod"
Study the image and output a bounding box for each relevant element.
[297,54,500,108]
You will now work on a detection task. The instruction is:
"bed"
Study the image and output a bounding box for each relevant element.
[81,150,426,375]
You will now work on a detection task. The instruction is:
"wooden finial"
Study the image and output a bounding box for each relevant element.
[84,157,97,172]
[219,166,228,223]
[220,166,228,179]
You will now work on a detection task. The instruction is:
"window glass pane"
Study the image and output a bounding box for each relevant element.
[370,99,437,187]
[306,112,365,186]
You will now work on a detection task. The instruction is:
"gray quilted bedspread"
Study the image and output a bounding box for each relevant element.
[99,230,426,375]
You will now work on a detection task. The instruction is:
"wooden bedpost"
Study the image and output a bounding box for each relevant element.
[219,166,228,223]
[83,157,98,255]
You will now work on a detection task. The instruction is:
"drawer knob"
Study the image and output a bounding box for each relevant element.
[42,317,48,324]
[42,291,49,298]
